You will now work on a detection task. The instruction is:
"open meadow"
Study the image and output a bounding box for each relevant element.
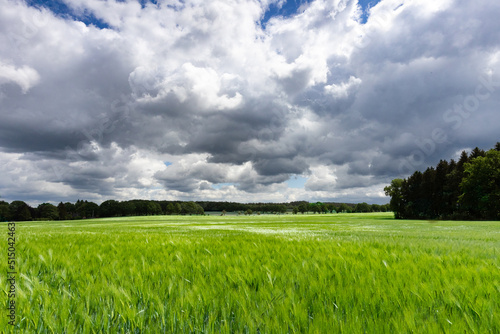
[2,213,499,333]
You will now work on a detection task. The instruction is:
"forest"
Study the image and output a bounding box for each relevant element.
[0,198,390,222]
[385,142,500,220]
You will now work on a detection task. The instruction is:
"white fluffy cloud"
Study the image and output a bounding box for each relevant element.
[0,61,40,93]
[1,0,500,206]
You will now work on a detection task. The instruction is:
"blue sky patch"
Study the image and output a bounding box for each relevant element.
[27,0,381,29]
[261,0,313,26]
[261,0,382,27]
[26,0,111,29]
[358,0,381,23]
[286,175,307,189]
[212,183,235,190]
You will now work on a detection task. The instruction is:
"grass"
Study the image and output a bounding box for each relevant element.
[1,212,499,333]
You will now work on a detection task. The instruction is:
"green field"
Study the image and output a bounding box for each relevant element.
[2,213,499,333]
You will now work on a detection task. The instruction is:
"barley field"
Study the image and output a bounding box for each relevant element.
[2,213,499,333]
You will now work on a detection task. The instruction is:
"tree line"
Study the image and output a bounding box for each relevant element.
[385,142,500,220]
[0,199,390,221]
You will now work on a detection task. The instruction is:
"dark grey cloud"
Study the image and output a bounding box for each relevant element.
[0,0,499,205]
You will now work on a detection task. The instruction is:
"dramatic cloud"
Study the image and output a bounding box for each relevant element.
[0,0,499,205]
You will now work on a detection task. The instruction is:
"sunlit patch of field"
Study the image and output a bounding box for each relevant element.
[1,213,499,333]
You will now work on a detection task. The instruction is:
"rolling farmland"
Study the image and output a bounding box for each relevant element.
[2,213,499,333]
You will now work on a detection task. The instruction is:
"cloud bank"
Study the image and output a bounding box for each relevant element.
[0,0,499,205]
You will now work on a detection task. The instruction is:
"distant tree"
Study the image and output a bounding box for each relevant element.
[298,202,308,214]
[316,202,328,213]
[354,202,371,213]
[57,202,68,220]
[63,202,76,219]
[326,204,337,213]
[174,203,182,215]
[165,203,175,215]
[38,203,59,220]
[337,203,350,213]
[179,202,204,215]
[276,205,287,214]
[165,202,183,215]
[147,202,163,215]
[9,201,32,221]
[75,199,85,211]
[100,200,121,217]
[0,201,11,221]
[120,201,136,216]
[292,207,299,214]
[308,203,320,214]
[77,201,99,218]
[371,204,381,212]
[246,209,253,215]
[380,204,390,212]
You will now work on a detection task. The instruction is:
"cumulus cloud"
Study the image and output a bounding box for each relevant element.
[0,61,40,93]
[0,0,499,205]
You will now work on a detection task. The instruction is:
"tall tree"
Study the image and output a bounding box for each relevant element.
[9,201,32,221]
[57,202,68,220]
[77,201,99,218]
[0,201,11,221]
[100,200,121,217]
[298,202,309,214]
[386,143,500,220]
[337,203,351,213]
[147,202,163,215]
[38,203,59,220]
[459,149,500,219]
[354,202,371,213]
[384,179,404,218]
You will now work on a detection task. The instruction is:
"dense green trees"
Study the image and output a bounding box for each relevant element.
[386,143,500,220]
[180,201,204,215]
[354,202,371,213]
[1,198,389,221]
[298,202,308,214]
[459,149,500,219]
[337,203,351,213]
[0,200,11,221]
[384,179,404,218]
[37,203,59,220]
[9,201,32,221]
[100,200,121,217]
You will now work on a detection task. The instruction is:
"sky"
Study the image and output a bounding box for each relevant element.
[0,0,499,206]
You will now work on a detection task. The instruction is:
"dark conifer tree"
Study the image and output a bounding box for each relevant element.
[386,143,500,220]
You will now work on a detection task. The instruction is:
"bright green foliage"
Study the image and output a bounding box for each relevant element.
[460,150,500,219]
[354,202,371,213]
[384,178,404,218]
[386,143,500,220]
[1,213,499,333]
[298,202,308,214]
[337,203,351,213]
[181,201,204,215]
